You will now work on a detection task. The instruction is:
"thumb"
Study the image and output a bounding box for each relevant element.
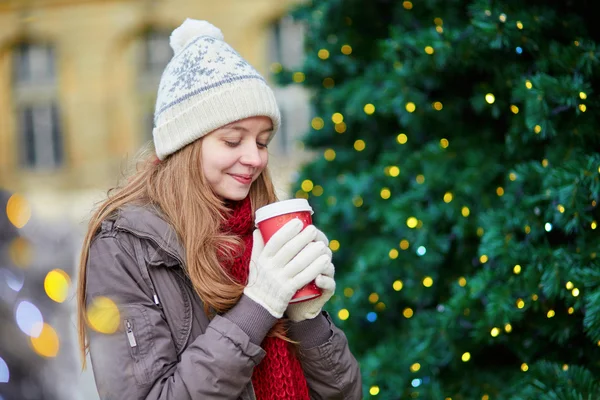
[252,229,265,256]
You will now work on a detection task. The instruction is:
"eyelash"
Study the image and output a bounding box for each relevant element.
[225,141,268,149]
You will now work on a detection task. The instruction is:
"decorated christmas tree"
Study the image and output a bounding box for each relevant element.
[276,0,600,398]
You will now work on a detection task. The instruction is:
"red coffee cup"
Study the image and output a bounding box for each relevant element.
[255,199,322,303]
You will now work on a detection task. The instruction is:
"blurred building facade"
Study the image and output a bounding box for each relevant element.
[0,0,312,223]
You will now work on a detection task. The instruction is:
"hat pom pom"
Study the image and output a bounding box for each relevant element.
[169,19,224,54]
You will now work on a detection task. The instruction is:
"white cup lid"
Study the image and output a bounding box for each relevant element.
[255,198,314,225]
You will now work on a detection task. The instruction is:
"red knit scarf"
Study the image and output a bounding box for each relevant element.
[220,196,310,400]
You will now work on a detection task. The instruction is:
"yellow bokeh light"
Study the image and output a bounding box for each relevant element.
[323,77,335,89]
[436,26,444,33]
[513,264,522,274]
[440,138,449,148]
[389,248,399,259]
[477,227,484,237]
[482,395,490,400]
[331,112,344,124]
[7,193,31,229]
[318,49,330,59]
[547,310,555,318]
[312,185,324,197]
[406,217,418,228]
[410,363,421,372]
[30,323,59,358]
[370,386,380,396]
[400,239,410,250]
[393,280,403,291]
[364,103,375,115]
[380,188,391,199]
[490,327,500,337]
[516,21,523,29]
[499,13,507,22]
[397,133,408,144]
[341,44,352,55]
[293,72,305,83]
[516,298,525,308]
[542,159,549,167]
[301,179,314,192]
[591,221,597,230]
[568,307,574,314]
[403,1,413,10]
[403,307,414,318]
[87,296,120,334]
[338,309,350,320]
[534,125,542,134]
[425,46,434,54]
[579,104,587,112]
[44,269,71,303]
[462,352,471,362]
[461,206,470,217]
[443,192,453,203]
[423,276,433,287]
[270,62,282,74]
[389,166,400,177]
[557,204,565,213]
[579,91,587,99]
[311,117,324,130]
[329,240,340,251]
[479,255,488,263]
[324,149,336,161]
[496,187,504,196]
[295,190,309,199]
[433,101,443,111]
[566,281,574,290]
[485,93,495,104]
[415,174,425,184]
[9,237,32,268]
[434,17,443,26]
[511,105,519,114]
[505,323,512,333]
[532,294,538,301]
[375,302,386,312]
[572,288,580,297]
[405,102,416,112]
[509,172,517,181]
[344,287,354,297]
[458,277,467,287]
[521,363,529,371]
[562,364,569,371]
[352,196,363,207]
[525,80,533,89]
[354,139,366,151]
[369,293,379,303]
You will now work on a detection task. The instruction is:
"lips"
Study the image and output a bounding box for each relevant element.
[229,174,253,184]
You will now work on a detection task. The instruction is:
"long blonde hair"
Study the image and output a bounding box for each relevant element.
[77,139,283,368]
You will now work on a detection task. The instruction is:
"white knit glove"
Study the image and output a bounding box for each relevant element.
[285,231,336,322]
[244,219,332,318]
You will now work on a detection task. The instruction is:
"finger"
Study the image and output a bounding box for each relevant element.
[315,274,336,291]
[251,229,265,255]
[291,254,331,288]
[272,224,318,266]
[262,219,304,257]
[315,229,329,246]
[281,241,329,278]
[320,262,335,278]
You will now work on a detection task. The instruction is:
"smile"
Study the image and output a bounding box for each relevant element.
[229,174,253,185]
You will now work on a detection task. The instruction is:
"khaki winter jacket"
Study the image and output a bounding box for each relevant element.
[85,205,363,399]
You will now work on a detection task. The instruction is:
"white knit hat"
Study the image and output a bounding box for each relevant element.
[152,19,281,160]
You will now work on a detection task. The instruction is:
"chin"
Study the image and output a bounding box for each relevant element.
[220,190,250,201]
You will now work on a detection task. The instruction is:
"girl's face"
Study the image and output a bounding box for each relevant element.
[201,116,272,201]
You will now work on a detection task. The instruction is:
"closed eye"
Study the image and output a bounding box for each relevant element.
[225,141,268,149]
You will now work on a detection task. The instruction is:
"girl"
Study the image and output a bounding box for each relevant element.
[77,19,362,399]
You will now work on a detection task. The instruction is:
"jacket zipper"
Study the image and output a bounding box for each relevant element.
[115,226,185,308]
[125,319,137,348]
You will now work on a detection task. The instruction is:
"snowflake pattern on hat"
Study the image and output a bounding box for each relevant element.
[155,36,266,124]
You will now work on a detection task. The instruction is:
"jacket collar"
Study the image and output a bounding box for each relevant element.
[113,205,185,267]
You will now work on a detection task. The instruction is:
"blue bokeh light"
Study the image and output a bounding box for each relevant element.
[366,312,377,322]
[15,300,43,338]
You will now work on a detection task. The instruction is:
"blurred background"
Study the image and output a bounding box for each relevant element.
[0,0,309,398]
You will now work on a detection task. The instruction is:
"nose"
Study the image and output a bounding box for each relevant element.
[239,143,263,167]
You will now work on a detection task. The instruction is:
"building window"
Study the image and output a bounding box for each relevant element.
[138,29,172,141]
[268,16,310,155]
[12,43,63,169]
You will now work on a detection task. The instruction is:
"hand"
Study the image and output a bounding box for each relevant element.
[285,230,336,322]
[243,219,332,318]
